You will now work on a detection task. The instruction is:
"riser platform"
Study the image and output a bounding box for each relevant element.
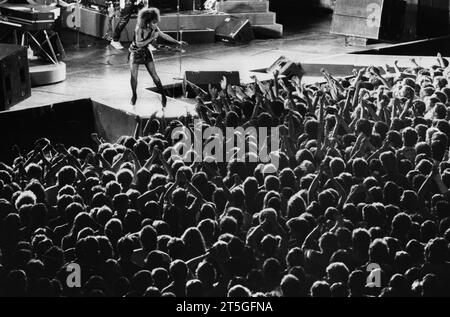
[217,0,283,38]
[217,1,269,13]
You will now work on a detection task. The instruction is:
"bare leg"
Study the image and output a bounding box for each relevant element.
[130,62,139,105]
[145,61,167,107]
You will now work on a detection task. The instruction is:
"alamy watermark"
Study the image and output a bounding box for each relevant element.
[366,263,382,288]
[367,3,382,28]
[66,263,81,288]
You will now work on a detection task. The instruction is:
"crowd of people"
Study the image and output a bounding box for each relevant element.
[1,53,450,297]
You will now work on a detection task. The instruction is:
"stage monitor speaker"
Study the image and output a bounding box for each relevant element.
[267,56,304,79]
[184,71,240,97]
[0,44,31,111]
[216,16,254,44]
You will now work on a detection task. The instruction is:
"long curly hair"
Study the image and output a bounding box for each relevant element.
[137,7,160,29]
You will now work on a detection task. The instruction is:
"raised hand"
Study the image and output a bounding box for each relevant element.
[369,66,381,76]
[357,67,366,79]
[208,84,218,100]
[234,85,247,99]
[377,86,385,100]
[226,84,237,99]
[278,79,289,92]
[410,58,419,67]
[273,69,280,80]
[220,76,227,91]
[314,89,324,98]
[91,132,103,145]
[350,183,365,195]
[245,83,256,97]
[359,88,369,99]
[35,138,50,149]
[291,75,302,87]
[444,149,449,162]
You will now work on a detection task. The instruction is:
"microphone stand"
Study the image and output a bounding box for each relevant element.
[175,0,184,90]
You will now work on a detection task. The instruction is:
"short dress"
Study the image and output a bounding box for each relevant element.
[129,26,158,65]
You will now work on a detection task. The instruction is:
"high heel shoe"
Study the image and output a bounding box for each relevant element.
[131,94,137,105]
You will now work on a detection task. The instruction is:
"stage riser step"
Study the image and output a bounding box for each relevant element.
[217,1,269,13]
[161,29,216,44]
[252,23,283,38]
[230,12,276,25]
[157,13,229,32]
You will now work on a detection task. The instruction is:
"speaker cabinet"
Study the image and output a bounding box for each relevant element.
[267,56,305,79]
[0,44,31,111]
[216,16,254,44]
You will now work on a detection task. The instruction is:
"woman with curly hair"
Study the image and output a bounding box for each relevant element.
[129,7,187,106]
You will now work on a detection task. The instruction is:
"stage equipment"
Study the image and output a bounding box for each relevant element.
[215,15,254,44]
[0,4,66,86]
[267,56,305,79]
[331,0,406,41]
[0,43,31,110]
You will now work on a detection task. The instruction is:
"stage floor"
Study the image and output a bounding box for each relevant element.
[9,15,413,116]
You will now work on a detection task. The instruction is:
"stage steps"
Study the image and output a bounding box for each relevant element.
[217,0,283,38]
[218,0,269,13]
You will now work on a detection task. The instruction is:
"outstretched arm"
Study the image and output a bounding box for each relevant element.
[157,26,186,45]
[302,224,322,251]
[307,164,324,205]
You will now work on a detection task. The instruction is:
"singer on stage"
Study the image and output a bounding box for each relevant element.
[129,7,187,106]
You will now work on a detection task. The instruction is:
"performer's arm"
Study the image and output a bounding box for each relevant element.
[156,25,187,45]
